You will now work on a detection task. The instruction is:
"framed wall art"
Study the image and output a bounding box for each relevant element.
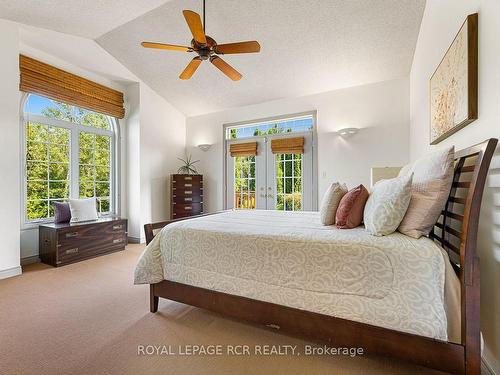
[430,13,478,145]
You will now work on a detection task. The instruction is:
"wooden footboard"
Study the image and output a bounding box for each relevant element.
[150,280,465,374]
[144,139,498,375]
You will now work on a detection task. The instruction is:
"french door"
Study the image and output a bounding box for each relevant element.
[226,133,314,211]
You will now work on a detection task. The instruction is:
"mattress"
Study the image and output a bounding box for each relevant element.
[134,210,460,342]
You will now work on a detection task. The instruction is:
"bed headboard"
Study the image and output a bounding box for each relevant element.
[430,138,497,285]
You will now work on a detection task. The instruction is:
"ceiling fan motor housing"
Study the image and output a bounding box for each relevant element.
[192,36,217,60]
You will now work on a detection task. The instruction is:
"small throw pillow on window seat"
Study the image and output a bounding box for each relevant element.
[53,201,71,223]
[319,182,348,225]
[69,198,98,223]
[363,174,413,236]
[336,184,369,229]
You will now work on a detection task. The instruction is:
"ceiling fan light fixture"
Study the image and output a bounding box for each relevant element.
[140,0,260,81]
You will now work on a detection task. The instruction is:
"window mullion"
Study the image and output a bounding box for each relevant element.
[70,129,80,199]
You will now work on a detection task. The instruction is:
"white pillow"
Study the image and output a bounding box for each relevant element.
[363,173,413,236]
[319,182,348,225]
[69,198,98,223]
[397,146,454,238]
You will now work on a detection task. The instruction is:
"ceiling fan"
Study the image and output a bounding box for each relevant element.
[141,0,261,81]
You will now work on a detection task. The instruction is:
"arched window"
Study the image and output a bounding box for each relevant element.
[22,93,119,223]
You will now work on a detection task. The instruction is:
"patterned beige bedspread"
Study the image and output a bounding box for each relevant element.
[134,210,460,341]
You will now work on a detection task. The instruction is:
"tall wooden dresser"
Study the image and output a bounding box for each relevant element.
[171,174,203,219]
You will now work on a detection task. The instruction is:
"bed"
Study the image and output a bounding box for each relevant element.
[138,139,497,375]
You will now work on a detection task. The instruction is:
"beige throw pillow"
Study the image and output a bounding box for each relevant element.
[364,174,413,236]
[319,182,348,225]
[398,146,454,238]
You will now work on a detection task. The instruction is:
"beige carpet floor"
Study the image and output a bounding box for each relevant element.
[0,244,445,375]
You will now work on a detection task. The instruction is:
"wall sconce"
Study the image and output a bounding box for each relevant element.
[338,127,359,137]
[197,144,212,152]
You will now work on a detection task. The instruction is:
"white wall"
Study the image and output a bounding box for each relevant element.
[186,78,410,213]
[16,25,134,259]
[0,19,21,279]
[409,1,500,372]
[125,83,141,240]
[0,19,186,263]
[138,84,186,241]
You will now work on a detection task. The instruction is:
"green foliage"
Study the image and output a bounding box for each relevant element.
[276,192,302,211]
[233,152,302,211]
[42,101,110,130]
[25,101,112,221]
[274,153,302,211]
[253,123,292,137]
[177,154,200,174]
[234,156,256,209]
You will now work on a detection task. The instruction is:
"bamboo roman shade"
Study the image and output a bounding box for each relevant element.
[229,142,258,157]
[271,137,304,154]
[19,55,125,119]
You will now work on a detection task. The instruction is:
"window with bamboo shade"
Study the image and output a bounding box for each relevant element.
[271,137,304,154]
[229,142,258,157]
[19,55,125,119]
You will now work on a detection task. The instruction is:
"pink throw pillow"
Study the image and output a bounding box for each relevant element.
[336,185,369,229]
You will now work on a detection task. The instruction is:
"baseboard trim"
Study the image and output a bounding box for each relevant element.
[0,266,22,280]
[127,236,142,244]
[21,255,41,266]
[482,352,498,375]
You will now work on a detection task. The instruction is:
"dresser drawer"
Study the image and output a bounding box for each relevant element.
[173,175,202,183]
[58,232,126,263]
[172,187,203,198]
[172,211,202,219]
[173,202,202,212]
[57,220,126,244]
[172,195,203,203]
[172,180,203,189]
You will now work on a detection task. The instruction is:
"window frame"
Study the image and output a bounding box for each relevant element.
[20,93,120,228]
[222,110,318,211]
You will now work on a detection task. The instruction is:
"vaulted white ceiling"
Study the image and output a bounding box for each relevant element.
[0,0,425,116]
[97,0,425,116]
[0,0,171,39]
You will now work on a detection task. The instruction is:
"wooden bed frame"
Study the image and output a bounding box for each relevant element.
[144,139,497,375]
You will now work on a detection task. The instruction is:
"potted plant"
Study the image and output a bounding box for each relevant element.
[177,154,200,175]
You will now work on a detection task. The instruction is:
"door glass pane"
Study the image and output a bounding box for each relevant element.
[234,156,256,209]
[275,153,303,211]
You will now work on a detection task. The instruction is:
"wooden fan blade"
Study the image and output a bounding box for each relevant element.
[183,10,207,45]
[210,56,242,81]
[215,41,261,54]
[141,42,191,52]
[179,57,202,80]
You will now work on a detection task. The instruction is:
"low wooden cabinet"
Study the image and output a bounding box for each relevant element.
[39,217,128,267]
[171,174,203,219]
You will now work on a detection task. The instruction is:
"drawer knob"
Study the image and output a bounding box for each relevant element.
[184,183,192,187]
[184,176,193,181]
[113,225,123,230]
[184,197,192,201]
[113,238,123,244]
[66,232,78,238]
[185,206,192,210]
[66,248,79,255]
[185,190,192,195]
